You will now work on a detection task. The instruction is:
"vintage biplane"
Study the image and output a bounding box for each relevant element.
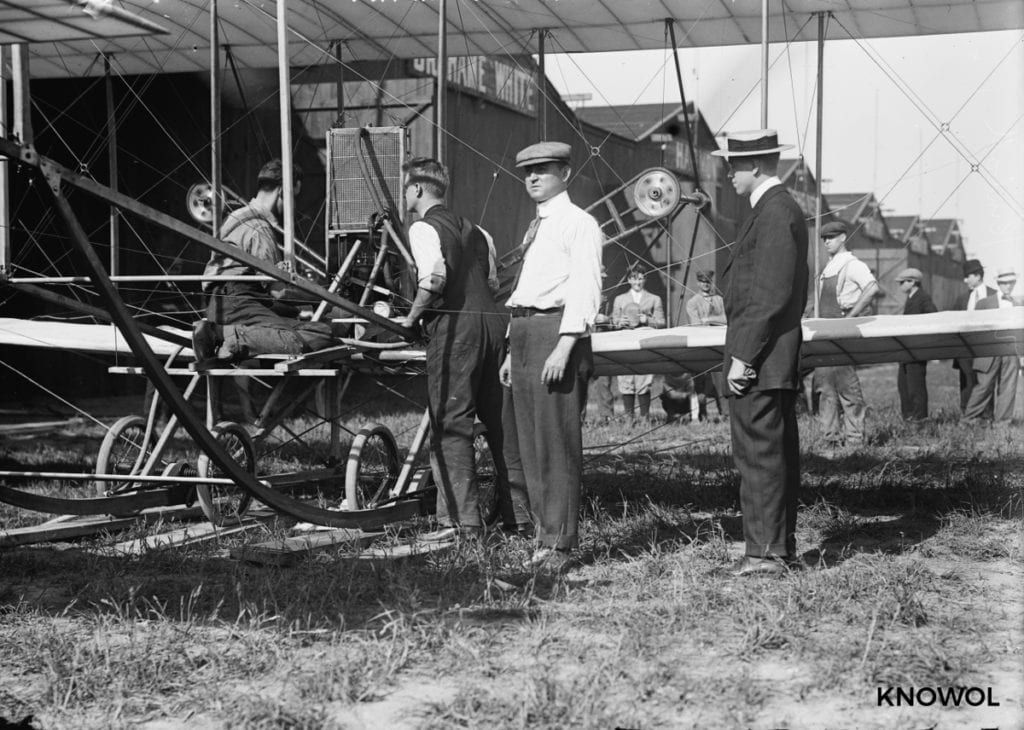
[0,0,1021,543]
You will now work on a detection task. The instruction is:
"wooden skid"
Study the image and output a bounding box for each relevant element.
[232,527,382,566]
[107,511,280,555]
[0,506,205,547]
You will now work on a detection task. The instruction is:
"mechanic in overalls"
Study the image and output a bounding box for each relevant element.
[812,221,878,450]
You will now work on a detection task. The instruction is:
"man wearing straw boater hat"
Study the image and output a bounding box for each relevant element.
[895,267,937,420]
[712,130,808,577]
[963,267,1022,423]
[499,141,603,572]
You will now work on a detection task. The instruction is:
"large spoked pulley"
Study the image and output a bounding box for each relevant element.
[633,168,682,219]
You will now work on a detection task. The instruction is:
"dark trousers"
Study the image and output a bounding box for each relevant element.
[898,361,929,420]
[207,290,332,357]
[426,315,508,528]
[729,389,800,558]
[508,315,592,549]
[955,358,977,413]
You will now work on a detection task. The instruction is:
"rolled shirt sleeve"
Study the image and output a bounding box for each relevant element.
[409,220,446,290]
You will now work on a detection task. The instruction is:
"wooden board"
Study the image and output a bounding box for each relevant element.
[231,527,381,566]
[106,512,279,555]
[0,505,205,547]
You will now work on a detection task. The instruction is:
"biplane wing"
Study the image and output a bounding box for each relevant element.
[593,309,1024,377]
[13,0,1024,78]
[0,317,188,358]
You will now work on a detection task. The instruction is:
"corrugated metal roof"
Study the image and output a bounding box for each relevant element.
[17,0,1024,78]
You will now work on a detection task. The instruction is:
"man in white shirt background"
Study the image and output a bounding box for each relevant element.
[611,266,666,420]
[499,141,603,572]
[812,220,878,450]
[963,267,1022,423]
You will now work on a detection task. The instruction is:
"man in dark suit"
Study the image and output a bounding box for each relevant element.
[964,267,1022,422]
[952,258,997,412]
[713,130,809,577]
[895,268,937,420]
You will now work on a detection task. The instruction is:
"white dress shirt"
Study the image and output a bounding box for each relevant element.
[749,176,782,208]
[821,250,877,309]
[409,218,499,293]
[506,190,604,335]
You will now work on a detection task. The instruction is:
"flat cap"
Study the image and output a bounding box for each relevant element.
[896,267,923,283]
[820,220,849,238]
[515,141,572,168]
[695,270,714,282]
[963,258,984,276]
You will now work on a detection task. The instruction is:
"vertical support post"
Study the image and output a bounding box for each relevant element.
[277,0,296,267]
[11,44,32,144]
[760,0,769,128]
[435,0,448,162]
[210,0,223,234]
[331,40,345,126]
[0,45,10,278]
[537,29,547,140]
[104,56,120,280]
[813,12,825,318]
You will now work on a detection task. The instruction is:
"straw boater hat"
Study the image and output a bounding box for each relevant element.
[711,129,794,158]
[996,267,1017,284]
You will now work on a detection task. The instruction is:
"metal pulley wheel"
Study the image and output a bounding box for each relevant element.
[633,168,681,219]
[186,182,216,224]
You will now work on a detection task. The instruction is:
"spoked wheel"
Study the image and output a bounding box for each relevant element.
[161,460,198,506]
[196,421,255,525]
[344,424,400,509]
[95,415,152,496]
[473,423,500,527]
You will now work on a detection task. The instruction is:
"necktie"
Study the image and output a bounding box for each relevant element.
[508,216,541,297]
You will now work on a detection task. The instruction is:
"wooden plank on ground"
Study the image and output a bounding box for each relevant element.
[355,540,454,560]
[231,527,381,566]
[0,505,205,547]
[106,512,279,555]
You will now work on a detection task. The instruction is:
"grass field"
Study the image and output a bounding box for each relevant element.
[0,363,1021,729]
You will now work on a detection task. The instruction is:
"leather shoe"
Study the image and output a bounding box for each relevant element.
[419,526,481,543]
[530,547,576,574]
[191,320,223,364]
[501,523,535,540]
[728,555,788,577]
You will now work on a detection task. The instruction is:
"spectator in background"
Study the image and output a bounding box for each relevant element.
[685,269,728,421]
[812,220,877,450]
[952,258,997,413]
[612,266,666,419]
[587,267,618,424]
[963,267,1022,423]
[895,268,937,420]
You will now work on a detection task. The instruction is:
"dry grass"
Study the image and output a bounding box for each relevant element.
[1,364,1022,729]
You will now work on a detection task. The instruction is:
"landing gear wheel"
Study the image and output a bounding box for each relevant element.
[473,423,500,527]
[95,415,151,496]
[344,424,400,509]
[161,461,198,506]
[196,421,255,525]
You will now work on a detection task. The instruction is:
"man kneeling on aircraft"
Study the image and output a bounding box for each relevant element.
[192,159,334,363]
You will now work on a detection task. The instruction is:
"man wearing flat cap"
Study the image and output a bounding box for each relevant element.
[684,269,728,421]
[499,140,603,571]
[713,130,808,577]
[895,268,937,420]
[812,219,878,449]
[964,267,1022,422]
[952,258,997,413]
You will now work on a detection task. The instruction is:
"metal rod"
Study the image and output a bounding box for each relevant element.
[210,0,223,233]
[392,408,431,498]
[104,56,120,281]
[760,0,769,128]
[9,275,275,284]
[814,12,825,318]
[0,470,267,486]
[537,29,547,140]
[277,0,296,269]
[332,39,345,125]
[435,0,448,161]
[313,238,362,321]
[0,46,9,278]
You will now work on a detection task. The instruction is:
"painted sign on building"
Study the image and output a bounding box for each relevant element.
[408,57,537,117]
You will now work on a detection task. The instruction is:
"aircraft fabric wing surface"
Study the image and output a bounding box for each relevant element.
[592,309,1024,377]
[0,318,189,358]
[20,0,1024,78]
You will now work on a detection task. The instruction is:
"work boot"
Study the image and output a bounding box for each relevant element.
[191,320,225,366]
